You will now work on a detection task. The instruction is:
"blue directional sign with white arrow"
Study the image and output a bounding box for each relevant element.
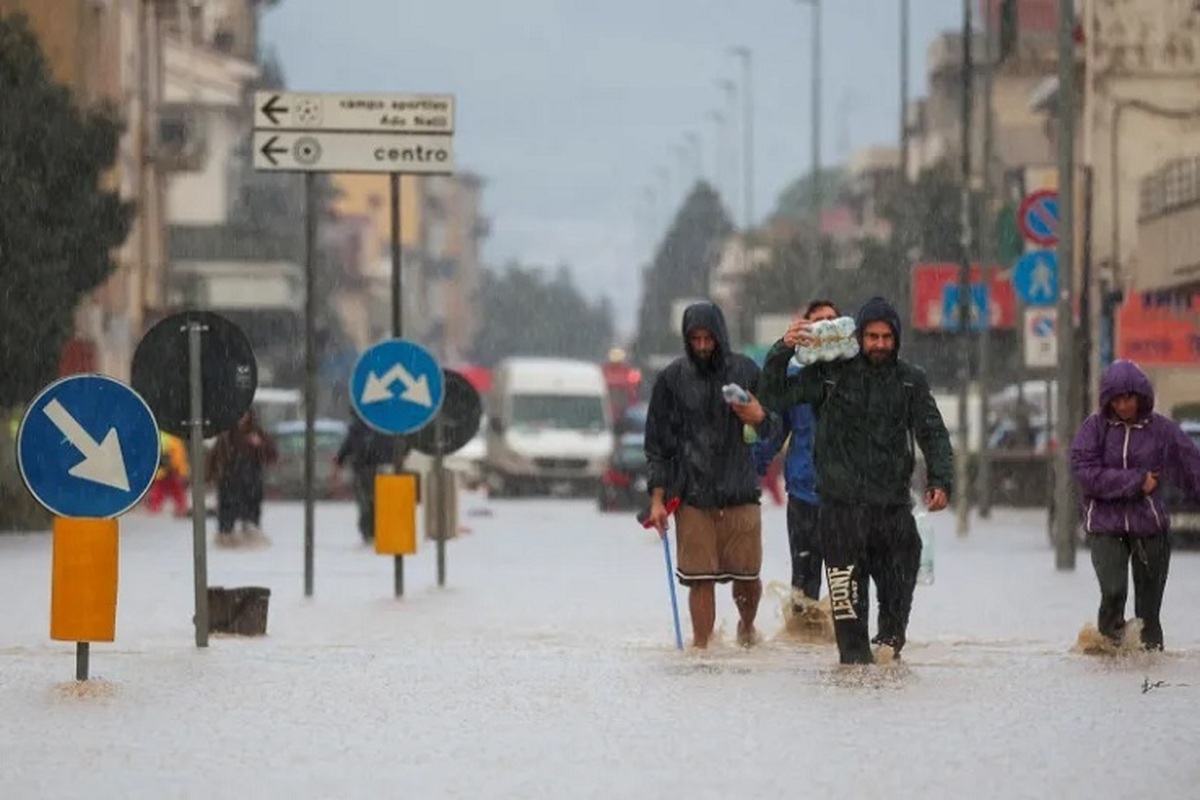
[17,375,160,518]
[350,339,445,434]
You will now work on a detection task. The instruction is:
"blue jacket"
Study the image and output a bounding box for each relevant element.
[753,361,818,505]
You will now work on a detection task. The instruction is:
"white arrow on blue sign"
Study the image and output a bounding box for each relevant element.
[350,339,445,434]
[1013,250,1058,306]
[18,375,160,518]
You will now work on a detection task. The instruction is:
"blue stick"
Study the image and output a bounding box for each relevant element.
[660,531,684,650]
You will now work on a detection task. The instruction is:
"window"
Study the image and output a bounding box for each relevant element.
[511,394,606,432]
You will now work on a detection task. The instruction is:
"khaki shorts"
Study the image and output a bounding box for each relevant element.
[674,503,762,585]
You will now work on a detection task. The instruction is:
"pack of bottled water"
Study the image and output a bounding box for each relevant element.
[791,316,859,365]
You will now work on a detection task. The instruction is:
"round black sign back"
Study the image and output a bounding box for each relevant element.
[131,311,258,439]
[411,370,482,457]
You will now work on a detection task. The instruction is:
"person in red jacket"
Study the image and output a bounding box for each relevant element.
[1070,359,1200,651]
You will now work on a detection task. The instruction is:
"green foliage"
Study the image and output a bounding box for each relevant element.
[468,263,615,367]
[633,182,732,359]
[772,166,848,221]
[0,13,133,408]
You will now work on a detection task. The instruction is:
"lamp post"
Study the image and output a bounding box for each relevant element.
[794,0,822,272]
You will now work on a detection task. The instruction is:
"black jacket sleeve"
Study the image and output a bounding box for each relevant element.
[759,339,828,413]
[745,360,783,442]
[910,369,955,497]
[643,371,678,494]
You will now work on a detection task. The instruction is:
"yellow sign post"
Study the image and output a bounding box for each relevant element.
[50,517,119,680]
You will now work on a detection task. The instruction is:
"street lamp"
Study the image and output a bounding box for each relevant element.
[794,0,822,273]
[728,46,754,233]
[715,77,739,225]
[684,130,703,183]
[707,108,727,201]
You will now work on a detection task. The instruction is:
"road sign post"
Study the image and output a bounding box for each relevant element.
[17,374,160,680]
[1014,250,1059,307]
[351,339,445,597]
[1018,188,1060,247]
[1024,308,1058,368]
[132,311,258,648]
[252,89,456,598]
[411,370,484,587]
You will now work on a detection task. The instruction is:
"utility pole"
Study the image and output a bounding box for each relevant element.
[977,0,996,518]
[708,108,727,200]
[955,0,974,537]
[796,0,823,274]
[715,77,739,220]
[1052,0,1078,571]
[729,46,755,232]
[899,0,910,186]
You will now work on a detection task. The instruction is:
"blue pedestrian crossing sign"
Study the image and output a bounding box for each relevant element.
[17,374,160,518]
[1013,250,1058,306]
[350,339,445,434]
[941,284,989,331]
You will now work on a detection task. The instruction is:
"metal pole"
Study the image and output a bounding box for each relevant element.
[435,419,447,588]
[716,78,738,216]
[811,0,822,274]
[977,0,996,519]
[743,51,754,230]
[955,0,974,537]
[899,0,910,186]
[729,47,754,230]
[75,642,89,681]
[303,173,317,597]
[1053,0,1078,571]
[390,172,405,598]
[188,317,209,647]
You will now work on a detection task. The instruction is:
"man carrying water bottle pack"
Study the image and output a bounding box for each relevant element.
[752,299,841,618]
[759,296,954,665]
[644,301,783,649]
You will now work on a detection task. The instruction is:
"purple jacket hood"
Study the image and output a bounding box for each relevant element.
[1098,359,1155,419]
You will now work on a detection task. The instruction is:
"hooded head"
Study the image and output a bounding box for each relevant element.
[1099,359,1155,422]
[854,296,902,365]
[681,301,730,372]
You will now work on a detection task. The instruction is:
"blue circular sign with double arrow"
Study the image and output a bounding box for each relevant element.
[17,375,161,519]
[349,339,445,434]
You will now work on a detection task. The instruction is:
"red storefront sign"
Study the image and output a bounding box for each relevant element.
[911,263,1016,331]
[1116,291,1200,366]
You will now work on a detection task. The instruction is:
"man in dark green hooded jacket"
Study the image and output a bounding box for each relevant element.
[760,296,954,664]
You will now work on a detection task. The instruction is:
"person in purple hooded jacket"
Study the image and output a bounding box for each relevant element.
[1070,359,1200,650]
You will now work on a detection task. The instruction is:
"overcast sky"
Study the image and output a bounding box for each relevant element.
[262,0,964,335]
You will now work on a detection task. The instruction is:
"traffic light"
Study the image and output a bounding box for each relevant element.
[998,0,1019,62]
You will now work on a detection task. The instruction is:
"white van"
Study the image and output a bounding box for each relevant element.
[484,357,613,497]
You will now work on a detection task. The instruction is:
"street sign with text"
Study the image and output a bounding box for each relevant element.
[252,131,455,174]
[253,91,455,134]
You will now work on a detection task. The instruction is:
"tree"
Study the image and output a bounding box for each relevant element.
[468,262,614,367]
[0,13,133,530]
[771,166,847,221]
[0,13,133,405]
[633,182,732,359]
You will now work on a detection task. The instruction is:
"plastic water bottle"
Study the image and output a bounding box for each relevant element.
[722,383,759,444]
[721,383,750,404]
[915,511,935,586]
[792,315,859,363]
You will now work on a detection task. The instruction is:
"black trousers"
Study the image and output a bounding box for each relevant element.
[353,468,377,541]
[217,479,263,534]
[786,497,823,602]
[1089,531,1171,649]
[819,503,922,664]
